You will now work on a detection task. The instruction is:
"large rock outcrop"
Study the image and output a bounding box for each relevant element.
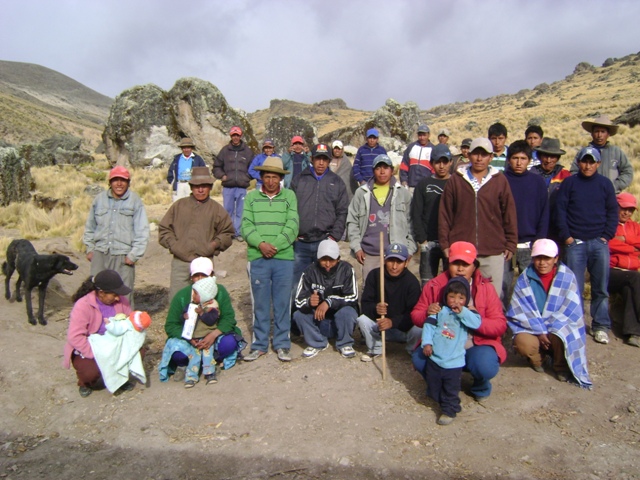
[19,134,93,167]
[102,78,257,167]
[0,147,34,206]
[614,104,640,128]
[319,98,422,152]
[264,116,317,154]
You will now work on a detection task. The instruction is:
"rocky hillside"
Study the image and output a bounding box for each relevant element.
[0,60,112,147]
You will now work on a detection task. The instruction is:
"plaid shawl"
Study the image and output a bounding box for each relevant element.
[506,264,592,389]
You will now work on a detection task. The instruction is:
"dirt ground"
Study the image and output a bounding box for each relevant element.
[1,217,640,480]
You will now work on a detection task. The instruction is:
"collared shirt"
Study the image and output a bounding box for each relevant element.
[177,153,195,181]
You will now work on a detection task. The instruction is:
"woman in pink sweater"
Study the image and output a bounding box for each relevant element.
[63,270,132,397]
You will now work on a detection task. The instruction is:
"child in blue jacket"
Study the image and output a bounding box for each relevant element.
[421,277,481,425]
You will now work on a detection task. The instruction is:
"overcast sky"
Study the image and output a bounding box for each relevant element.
[2,0,639,113]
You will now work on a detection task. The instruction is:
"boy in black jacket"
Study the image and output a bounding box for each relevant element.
[293,239,359,359]
[356,243,422,361]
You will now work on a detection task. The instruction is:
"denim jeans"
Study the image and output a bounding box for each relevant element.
[563,238,611,331]
[223,187,246,236]
[412,344,500,399]
[248,258,293,351]
[293,306,358,349]
[419,242,447,285]
[292,240,321,297]
[357,314,421,354]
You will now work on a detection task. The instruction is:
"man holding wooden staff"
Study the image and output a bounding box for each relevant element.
[357,243,422,362]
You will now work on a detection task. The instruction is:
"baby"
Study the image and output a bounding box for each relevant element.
[421,277,481,425]
[106,311,152,336]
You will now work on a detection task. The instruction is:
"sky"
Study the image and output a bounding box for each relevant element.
[2,0,639,113]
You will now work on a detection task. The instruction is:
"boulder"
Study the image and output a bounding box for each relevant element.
[0,147,34,206]
[264,116,317,155]
[614,104,640,128]
[102,79,258,168]
[19,134,93,167]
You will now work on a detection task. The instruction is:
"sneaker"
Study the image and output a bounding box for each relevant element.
[627,335,640,348]
[243,350,266,362]
[184,380,196,389]
[173,366,186,382]
[361,352,381,362]
[532,365,545,373]
[593,330,609,344]
[475,395,489,405]
[302,345,328,358]
[204,371,218,385]
[556,372,570,383]
[236,235,244,243]
[277,348,292,362]
[79,386,92,398]
[437,414,455,426]
[340,345,356,358]
[119,382,135,392]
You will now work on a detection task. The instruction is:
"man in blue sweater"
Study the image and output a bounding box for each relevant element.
[555,146,618,344]
[502,140,549,305]
[353,128,387,185]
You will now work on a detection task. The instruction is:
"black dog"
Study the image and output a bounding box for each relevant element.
[3,239,78,325]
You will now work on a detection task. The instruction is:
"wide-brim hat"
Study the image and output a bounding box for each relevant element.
[581,115,619,136]
[178,137,196,148]
[189,166,215,185]
[254,157,289,175]
[535,137,566,156]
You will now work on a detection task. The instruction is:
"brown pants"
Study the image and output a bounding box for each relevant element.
[71,353,103,388]
[513,332,569,374]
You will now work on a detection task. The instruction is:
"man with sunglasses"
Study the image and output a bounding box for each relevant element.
[555,147,618,345]
[411,144,452,286]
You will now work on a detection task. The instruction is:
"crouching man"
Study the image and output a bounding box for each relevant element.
[293,239,359,359]
[357,243,422,361]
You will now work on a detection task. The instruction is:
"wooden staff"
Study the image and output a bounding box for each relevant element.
[379,231,386,381]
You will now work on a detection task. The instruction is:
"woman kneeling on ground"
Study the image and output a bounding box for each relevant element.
[411,241,507,404]
[63,270,136,398]
[507,239,592,389]
[159,257,246,388]
[608,192,640,348]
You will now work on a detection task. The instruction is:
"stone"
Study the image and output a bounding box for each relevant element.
[19,134,93,167]
[264,116,317,155]
[0,147,34,206]
[614,104,640,128]
[522,100,538,109]
[102,79,258,168]
[573,62,596,75]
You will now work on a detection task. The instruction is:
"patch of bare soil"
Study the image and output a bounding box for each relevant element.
[1,234,639,479]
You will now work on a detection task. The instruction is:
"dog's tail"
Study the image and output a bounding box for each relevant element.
[1,261,7,277]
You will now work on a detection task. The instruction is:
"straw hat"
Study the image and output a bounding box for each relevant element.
[581,115,619,136]
[254,157,289,175]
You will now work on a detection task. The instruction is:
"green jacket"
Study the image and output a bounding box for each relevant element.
[164,283,240,339]
[241,187,299,261]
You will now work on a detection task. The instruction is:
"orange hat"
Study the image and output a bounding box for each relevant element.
[129,311,152,332]
[109,165,130,181]
[449,241,477,264]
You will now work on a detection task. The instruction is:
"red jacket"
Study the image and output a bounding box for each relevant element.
[63,291,131,368]
[609,220,640,270]
[411,269,507,363]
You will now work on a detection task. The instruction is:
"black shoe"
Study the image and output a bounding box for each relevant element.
[119,381,135,392]
[79,386,92,398]
[205,371,218,385]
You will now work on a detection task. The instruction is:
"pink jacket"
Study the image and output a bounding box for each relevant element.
[411,269,508,363]
[62,291,131,368]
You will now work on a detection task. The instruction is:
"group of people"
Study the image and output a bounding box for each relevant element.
[62,115,640,425]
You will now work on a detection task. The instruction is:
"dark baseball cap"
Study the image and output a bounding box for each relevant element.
[94,270,132,296]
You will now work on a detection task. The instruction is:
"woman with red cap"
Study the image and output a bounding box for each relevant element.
[608,193,640,347]
[411,241,506,404]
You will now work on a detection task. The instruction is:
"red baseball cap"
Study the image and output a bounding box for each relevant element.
[230,126,243,136]
[449,241,477,264]
[109,165,130,181]
[291,136,304,145]
[617,192,637,209]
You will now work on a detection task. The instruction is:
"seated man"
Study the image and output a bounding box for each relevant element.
[357,243,422,361]
[293,239,358,359]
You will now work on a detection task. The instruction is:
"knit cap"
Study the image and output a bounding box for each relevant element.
[441,277,471,307]
[193,276,218,304]
[129,311,152,332]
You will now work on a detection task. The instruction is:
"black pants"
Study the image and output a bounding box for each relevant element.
[608,268,640,336]
[425,356,462,417]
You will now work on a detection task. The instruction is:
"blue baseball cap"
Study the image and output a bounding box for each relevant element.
[384,243,408,261]
[577,146,601,163]
[431,144,451,162]
[366,128,379,138]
